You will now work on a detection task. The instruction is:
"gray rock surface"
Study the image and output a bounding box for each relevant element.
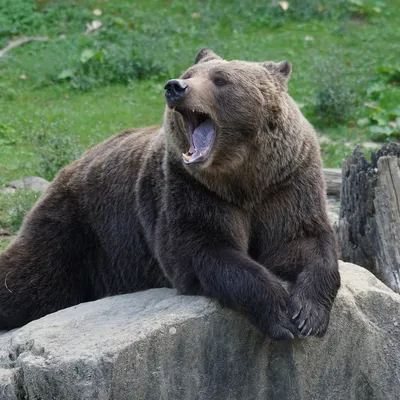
[8,177,50,192]
[0,261,399,400]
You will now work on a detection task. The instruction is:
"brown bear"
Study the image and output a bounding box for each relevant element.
[0,49,340,340]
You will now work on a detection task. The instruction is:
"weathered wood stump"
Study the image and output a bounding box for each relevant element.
[338,143,400,293]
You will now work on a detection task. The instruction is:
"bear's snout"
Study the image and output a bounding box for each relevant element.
[165,79,188,106]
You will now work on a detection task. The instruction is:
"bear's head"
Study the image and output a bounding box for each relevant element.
[164,48,294,172]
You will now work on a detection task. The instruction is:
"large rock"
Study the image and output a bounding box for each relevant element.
[0,262,399,400]
[8,177,50,192]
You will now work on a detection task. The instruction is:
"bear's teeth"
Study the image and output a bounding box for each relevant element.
[182,153,191,161]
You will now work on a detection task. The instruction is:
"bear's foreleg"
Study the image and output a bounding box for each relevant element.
[262,233,340,337]
[158,238,299,340]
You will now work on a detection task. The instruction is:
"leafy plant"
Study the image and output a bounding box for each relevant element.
[356,61,400,140]
[358,106,400,140]
[376,64,400,84]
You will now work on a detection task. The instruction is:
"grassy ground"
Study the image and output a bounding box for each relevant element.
[0,0,399,233]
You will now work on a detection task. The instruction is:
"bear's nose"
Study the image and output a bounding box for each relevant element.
[164,79,188,105]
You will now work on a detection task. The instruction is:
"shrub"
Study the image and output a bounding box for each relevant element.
[0,0,36,39]
[56,34,165,91]
[311,56,362,126]
[25,123,84,180]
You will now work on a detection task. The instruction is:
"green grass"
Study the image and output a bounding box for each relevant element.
[0,238,11,252]
[0,189,41,232]
[0,0,399,186]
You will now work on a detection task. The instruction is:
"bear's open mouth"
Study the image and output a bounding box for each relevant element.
[178,109,216,164]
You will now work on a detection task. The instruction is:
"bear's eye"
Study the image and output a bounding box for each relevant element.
[181,72,192,79]
[213,76,228,87]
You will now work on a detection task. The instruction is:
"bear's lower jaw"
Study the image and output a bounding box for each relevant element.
[182,118,215,164]
[175,108,216,165]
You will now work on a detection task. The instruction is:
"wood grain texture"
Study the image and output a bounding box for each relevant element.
[374,156,400,292]
[338,143,400,293]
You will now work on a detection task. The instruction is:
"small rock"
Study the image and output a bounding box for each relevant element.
[0,187,16,195]
[8,177,50,192]
[279,1,289,11]
[318,135,331,144]
[169,327,177,335]
[362,142,382,150]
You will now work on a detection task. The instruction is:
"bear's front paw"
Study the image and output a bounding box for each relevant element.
[260,310,299,340]
[288,294,331,337]
[256,282,299,340]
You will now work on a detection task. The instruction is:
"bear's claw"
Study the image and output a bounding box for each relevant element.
[260,308,300,340]
[267,323,296,340]
[289,296,330,338]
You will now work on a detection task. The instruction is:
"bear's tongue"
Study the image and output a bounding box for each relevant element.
[182,119,215,164]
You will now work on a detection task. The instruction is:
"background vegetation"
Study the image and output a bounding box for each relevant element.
[0,0,399,237]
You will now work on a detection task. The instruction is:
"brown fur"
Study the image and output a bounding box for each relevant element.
[0,49,340,339]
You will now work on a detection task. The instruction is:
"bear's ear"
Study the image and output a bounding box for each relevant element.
[262,60,292,85]
[194,48,222,64]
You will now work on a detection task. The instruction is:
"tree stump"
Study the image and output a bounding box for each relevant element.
[338,143,400,293]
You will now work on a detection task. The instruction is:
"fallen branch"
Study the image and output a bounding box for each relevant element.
[85,20,103,35]
[0,36,49,57]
